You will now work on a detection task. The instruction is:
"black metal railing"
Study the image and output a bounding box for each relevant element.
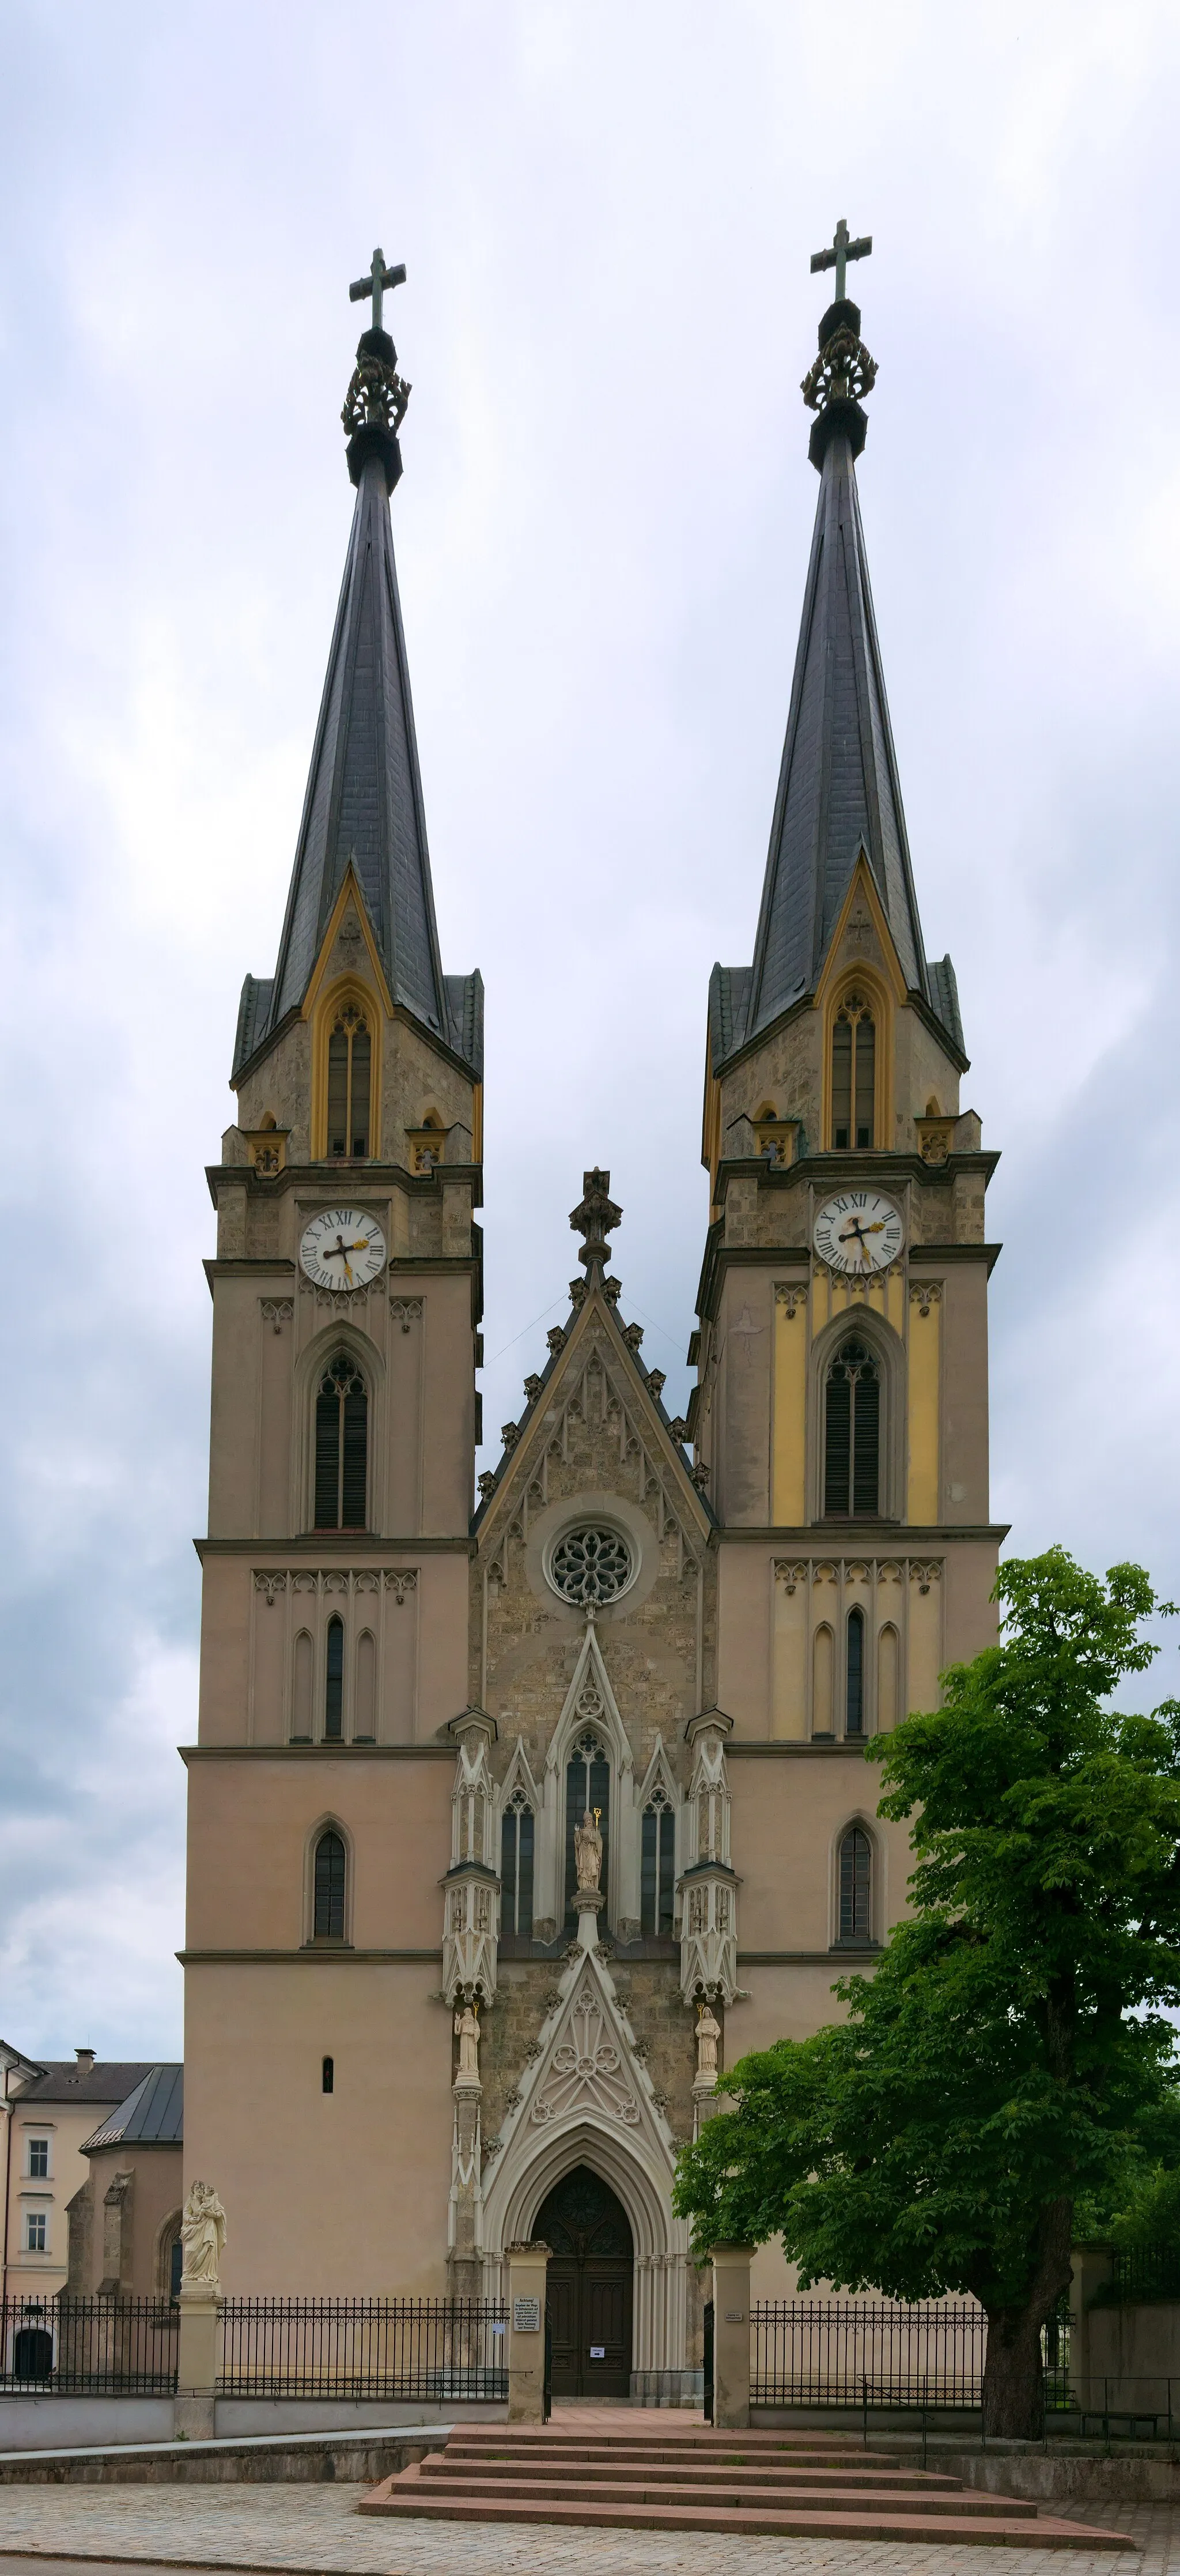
[0,2298,179,2394]
[1107,2246,1180,2305]
[217,2298,508,2398]
[752,2299,986,2408]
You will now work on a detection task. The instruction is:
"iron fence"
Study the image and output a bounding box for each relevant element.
[0,2298,179,2395]
[217,2298,508,2398]
[751,2298,1073,2412]
[1106,2246,1180,2306]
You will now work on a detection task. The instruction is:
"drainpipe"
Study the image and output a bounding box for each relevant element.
[2,2064,13,2305]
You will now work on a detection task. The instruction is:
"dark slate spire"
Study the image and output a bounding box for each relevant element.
[236,273,481,1079]
[735,275,950,1056]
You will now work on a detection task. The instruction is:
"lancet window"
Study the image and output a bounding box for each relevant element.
[313,1830,346,1941]
[831,993,875,1149]
[315,1355,368,1530]
[327,1003,372,1159]
[824,1338,880,1517]
[500,1789,535,1938]
[641,1787,675,1938]
[837,1825,872,1944]
[846,1606,865,1736]
[324,1615,345,1740]
[563,1730,610,1930]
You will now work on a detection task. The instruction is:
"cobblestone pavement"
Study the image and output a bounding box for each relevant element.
[0,2483,1169,2576]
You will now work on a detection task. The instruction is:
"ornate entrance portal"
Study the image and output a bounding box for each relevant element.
[535,2165,633,2398]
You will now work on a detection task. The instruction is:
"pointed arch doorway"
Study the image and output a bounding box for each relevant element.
[535,2164,633,2398]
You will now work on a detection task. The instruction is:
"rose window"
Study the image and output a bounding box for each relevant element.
[548,1525,633,1605]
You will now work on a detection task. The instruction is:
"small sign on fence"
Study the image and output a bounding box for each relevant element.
[512,2298,542,2333]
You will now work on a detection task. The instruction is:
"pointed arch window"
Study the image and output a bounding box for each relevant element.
[846,1606,865,1737]
[824,1338,880,1517]
[315,1355,368,1530]
[327,1004,371,1159]
[838,1826,872,1944]
[563,1730,610,1931]
[501,1789,535,1938]
[831,993,875,1149]
[324,1615,345,1740]
[641,1787,675,1937]
[313,1830,346,1941]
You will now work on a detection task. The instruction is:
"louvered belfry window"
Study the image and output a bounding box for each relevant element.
[838,1826,872,1942]
[831,995,875,1149]
[824,1338,881,1517]
[315,1356,368,1529]
[313,1830,346,1940]
[327,1004,372,1158]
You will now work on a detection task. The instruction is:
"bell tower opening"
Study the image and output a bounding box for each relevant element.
[534,2164,633,2399]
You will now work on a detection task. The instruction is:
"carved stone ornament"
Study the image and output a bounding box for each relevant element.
[774,1560,809,1596]
[501,1422,520,1451]
[801,325,878,415]
[622,1322,644,1352]
[909,1280,944,1317]
[252,1566,417,1602]
[646,1368,666,1401]
[523,1374,542,1402]
[389,1296,424,1331]
[530,1975,640,2129]
[299,1276,375,1310]
[477,1470,497,1500]
[774,1282,807,1319]
[259,1298,294,1334]
[669,1417,689,1444]
[546,1326,566,1356]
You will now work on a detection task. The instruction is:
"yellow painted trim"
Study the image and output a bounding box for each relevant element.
[310,976,384,1163]
[815,854,907,1151]
[471,1083,483,1164]
[301,866,394,1025]
[906,1295,940,1523]
[771,1286,807,1524]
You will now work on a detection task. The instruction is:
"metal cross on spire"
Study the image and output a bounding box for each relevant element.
[810,217,872,302]
[349,246,407,334]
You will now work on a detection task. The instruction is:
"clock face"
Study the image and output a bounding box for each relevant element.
[814,1189,904,1276]
[299,1206,387,1291]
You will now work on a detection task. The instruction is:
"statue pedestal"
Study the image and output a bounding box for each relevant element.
[709,2243,752,2430]
[574,1887,604,1951]
[175,2286,223,2442]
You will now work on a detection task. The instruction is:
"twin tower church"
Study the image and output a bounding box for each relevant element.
[183,235,1001,2400]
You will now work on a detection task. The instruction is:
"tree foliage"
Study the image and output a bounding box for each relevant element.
[673,1550,1180,2432]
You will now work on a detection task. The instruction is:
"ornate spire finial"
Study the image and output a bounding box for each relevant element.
[341,244,413,495]
[801,218,878,473]
[569,1167,622,1276]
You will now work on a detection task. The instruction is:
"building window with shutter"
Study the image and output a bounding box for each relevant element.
[313,1830,347,1940]
[837,1825,872,1943]
[501,1790,535,1937]
[845,1607,865,1736]
[824,1338,880,1517]
[327,1004,372,1158]
[315,1355,368,1529]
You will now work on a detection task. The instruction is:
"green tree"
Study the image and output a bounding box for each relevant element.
[674,1551,1180,2437]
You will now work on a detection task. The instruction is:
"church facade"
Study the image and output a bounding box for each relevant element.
[181,256,1003,2400]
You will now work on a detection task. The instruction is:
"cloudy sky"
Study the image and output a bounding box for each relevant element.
[1,0,1178,2060]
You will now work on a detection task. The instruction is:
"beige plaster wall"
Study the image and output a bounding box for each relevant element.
[184,1752,451,1952]
[183,1963,451,2294]
[80,2146,183,2297]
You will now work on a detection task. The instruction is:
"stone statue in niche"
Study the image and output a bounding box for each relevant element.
[180,2180,226,2291]
[453,2001,481,2083]
[694,2001,721,2087]
[574,1808,603,1892]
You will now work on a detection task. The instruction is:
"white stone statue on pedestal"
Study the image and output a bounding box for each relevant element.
[694,2000,721,2088]
[574,1808,603,1891]
[454,1999,481,2083]
[180,2179,226,2291]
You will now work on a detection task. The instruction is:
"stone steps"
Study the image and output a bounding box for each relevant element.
[360,2426,1128,2545]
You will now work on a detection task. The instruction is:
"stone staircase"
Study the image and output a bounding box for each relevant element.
[360,2420,1127,2545]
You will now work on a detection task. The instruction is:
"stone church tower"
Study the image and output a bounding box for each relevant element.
[181,252,1002,2399]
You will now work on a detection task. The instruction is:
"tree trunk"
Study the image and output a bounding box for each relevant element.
[981,2195,1074,2441]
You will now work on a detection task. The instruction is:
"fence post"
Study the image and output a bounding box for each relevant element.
[175,2288,222,2441]
[710,2244,752,2431]
[505,2241,550,2424]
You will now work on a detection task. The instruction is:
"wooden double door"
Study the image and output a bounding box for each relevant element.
[535,2165,633,2399]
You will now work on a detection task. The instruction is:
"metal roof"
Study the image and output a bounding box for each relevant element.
[11,2060,154,2107]
[81,2064,183,2152]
